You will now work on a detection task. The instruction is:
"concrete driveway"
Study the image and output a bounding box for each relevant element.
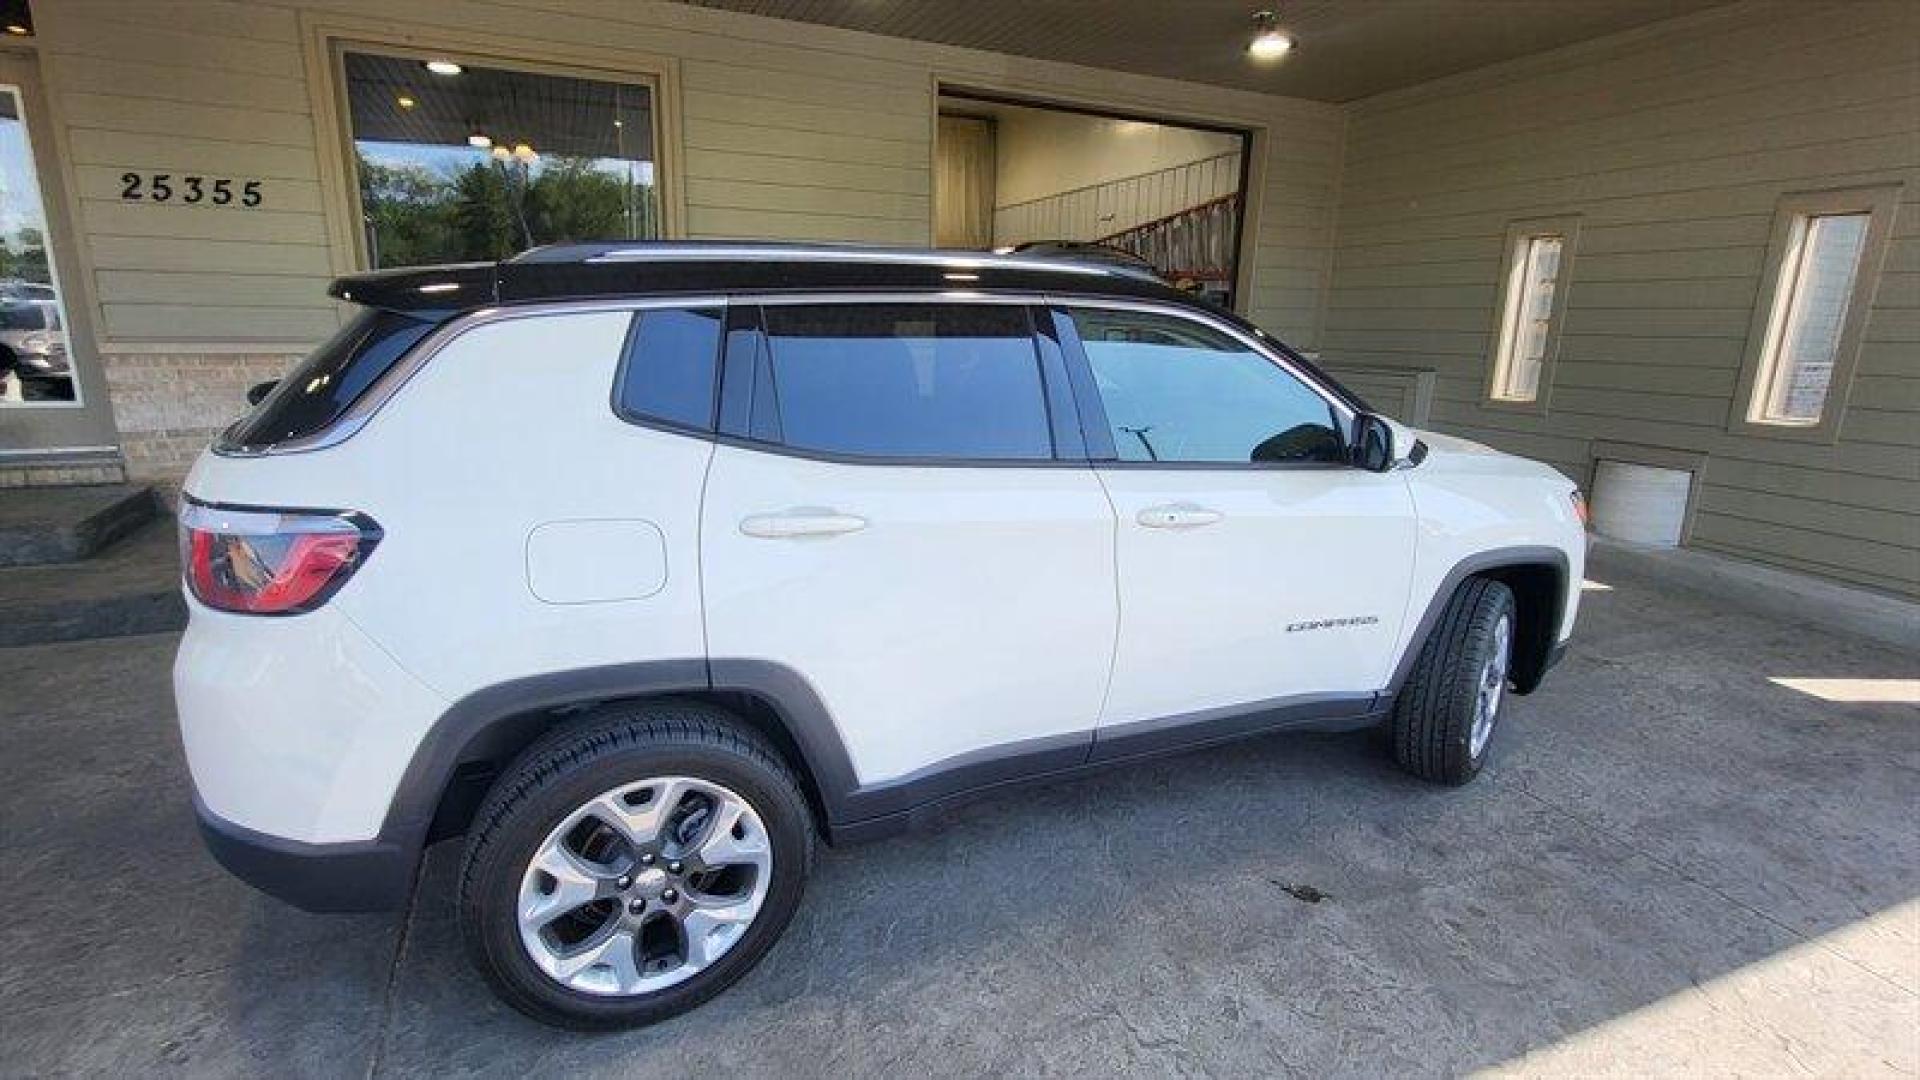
[2,548,1915,1078]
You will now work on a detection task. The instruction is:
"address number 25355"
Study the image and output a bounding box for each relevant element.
[120,172,263,208]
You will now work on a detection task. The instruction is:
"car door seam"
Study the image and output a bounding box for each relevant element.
[1087,464,1126,758]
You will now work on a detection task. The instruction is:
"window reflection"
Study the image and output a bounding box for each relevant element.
[760,304,1055,460]
[342,52,659,269]
[1070,308,1344,465]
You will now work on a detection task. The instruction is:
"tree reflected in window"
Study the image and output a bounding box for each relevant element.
[343,52,658,268]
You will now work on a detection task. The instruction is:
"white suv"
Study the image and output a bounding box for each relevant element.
[175,244,1585,1029]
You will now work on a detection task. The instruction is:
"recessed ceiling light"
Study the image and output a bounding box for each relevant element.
[424,60,463,76]
[396,94,417,110]
[3,23,30,36]
[466,131,493,149]
[1247,10,1294,59]
[511,143,537,162]
[490,145,511,161]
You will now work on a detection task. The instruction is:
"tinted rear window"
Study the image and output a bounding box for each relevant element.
[758,304,1053,460]
[615,307,723,431]
[222,308,438,449]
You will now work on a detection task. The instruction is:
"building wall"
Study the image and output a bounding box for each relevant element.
[28,0,1346,481]
[1321,0,1919,597]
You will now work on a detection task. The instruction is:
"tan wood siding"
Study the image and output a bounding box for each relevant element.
[1324,0,1920,596]
[33,0,1343,349]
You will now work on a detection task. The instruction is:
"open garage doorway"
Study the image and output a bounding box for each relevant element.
[935,90,1251,309]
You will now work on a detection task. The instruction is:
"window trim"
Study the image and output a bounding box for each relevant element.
[1727,185,1903,444]
[1050,298,1358,472]
[1482,216,1581,415]
[234,289,1349,464]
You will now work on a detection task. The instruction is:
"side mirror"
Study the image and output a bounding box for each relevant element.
[245,379,278,406]
[1351,413,1395,472]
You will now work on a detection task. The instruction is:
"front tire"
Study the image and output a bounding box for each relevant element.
[458,700,815,1030]
[1391,578,1516,785]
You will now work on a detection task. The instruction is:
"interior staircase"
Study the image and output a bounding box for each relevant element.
[0,484,186,647]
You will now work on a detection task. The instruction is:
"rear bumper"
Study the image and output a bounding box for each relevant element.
[193,793,416,912]
[175,596,447,844]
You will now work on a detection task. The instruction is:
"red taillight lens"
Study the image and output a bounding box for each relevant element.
[179,501,380,615]
[1571,489,1591,528]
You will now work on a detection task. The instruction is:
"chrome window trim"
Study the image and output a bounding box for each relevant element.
[214,288,1350,458]
[213,296,727,458]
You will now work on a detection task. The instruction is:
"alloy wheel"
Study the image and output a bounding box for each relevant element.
[1469,614,1511,758]
[516,776,773,996]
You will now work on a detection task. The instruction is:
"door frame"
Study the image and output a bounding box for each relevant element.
[932,83,1260,315]
[0,48,120,459]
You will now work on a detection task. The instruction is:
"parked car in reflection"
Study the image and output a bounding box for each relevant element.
[0,281,73,402]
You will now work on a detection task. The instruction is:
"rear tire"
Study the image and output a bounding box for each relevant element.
[458,699,815,1030]
[1391,578,1516,785]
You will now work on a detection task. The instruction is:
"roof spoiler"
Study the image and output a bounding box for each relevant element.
[327,262,499,316]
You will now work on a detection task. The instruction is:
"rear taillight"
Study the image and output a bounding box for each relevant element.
[179,500,381,615]
[1570,489,1591,528]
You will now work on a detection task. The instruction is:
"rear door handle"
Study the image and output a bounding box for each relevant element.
[1137,504,1223,529]
[740,509,869,539]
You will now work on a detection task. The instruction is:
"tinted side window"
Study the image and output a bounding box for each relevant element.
[222,307,438,449]
[1067,307,1345,465]
[616,307,723,431]
[759,304,1053,460]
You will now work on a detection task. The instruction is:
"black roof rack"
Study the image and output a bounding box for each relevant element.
[329,240,1189,315]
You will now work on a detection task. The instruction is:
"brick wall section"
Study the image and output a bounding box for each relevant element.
[0,462,127,488]
[102,352,303,481]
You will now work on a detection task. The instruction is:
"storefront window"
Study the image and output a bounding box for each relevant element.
[342,51,658,269]
[0,86,75,404]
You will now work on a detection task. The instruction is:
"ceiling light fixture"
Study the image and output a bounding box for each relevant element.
[511,142,537,163]
[490,145,511,161]
[396,94,417,110]
[423,59,464,76]
[466,130,493,149]
[1247,10,1294,60]
[3,23,29,36]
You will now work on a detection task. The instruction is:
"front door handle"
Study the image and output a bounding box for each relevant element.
[740,508,869,539]
[1137,503,1224,529]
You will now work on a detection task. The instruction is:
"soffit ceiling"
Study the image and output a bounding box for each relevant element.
[675,0,1731,102]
